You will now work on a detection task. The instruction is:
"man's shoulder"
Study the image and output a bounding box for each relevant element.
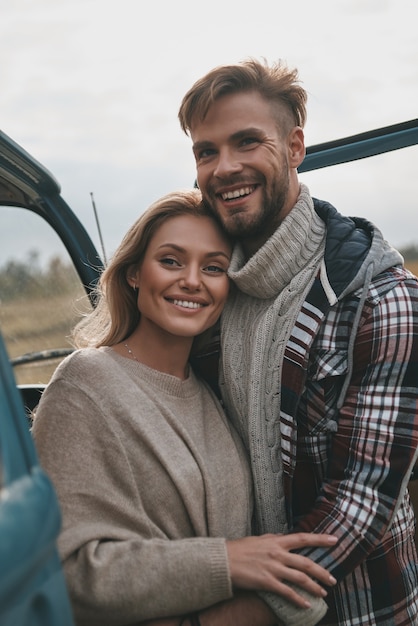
[355,265,418,301]
[320,265,418,333]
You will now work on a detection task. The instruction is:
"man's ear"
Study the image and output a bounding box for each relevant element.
[288,126,305,168]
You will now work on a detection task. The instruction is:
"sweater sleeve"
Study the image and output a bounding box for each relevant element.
[32,374,233,625]
[258,590,327,626]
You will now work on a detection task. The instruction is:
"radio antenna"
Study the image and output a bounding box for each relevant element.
[90,192,107,265]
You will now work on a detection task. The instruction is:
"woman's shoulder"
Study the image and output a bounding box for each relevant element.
[51,346,117,382]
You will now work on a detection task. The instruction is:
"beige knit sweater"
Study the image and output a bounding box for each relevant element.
[220,185,329,625]
[32,347,253,625]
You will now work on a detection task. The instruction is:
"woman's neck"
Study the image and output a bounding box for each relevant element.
[119,323,193,380]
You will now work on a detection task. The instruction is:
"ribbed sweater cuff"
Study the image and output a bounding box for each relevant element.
[259,588,327,626]
[207,539,233,600]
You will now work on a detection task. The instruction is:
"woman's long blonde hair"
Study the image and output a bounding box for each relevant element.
[72,188,222,348]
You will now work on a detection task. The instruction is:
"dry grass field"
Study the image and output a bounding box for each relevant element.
[2,286,90,384]
[406,260,418,277]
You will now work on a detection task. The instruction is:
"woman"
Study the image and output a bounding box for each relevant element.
[32,189,336,626]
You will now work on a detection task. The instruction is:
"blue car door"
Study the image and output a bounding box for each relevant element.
[0,332,74,625]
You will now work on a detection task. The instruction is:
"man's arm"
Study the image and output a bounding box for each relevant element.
[294,274,418,579]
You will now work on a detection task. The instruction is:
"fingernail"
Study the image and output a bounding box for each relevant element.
[329,575,337,585]
[304,600,312,608]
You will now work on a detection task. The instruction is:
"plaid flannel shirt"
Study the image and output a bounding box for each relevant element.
[281,266,418,625]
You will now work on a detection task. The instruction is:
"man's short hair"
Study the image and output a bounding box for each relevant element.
[178,58,307,135]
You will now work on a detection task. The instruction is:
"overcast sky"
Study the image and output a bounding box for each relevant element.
[1,0,417,263]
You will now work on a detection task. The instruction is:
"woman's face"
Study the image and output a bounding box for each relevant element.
[131,214,231,340]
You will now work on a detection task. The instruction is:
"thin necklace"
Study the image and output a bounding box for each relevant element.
[124,340,190,379]
[124,341,139,362]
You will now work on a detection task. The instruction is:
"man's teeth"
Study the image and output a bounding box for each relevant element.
[221,186,253,200]
[173,299,203,309]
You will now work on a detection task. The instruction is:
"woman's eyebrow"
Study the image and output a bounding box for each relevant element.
[158,243,230,260]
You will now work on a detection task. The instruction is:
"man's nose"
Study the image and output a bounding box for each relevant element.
[213,148,243,178]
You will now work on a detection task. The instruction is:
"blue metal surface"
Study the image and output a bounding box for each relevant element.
[0,332,74,625]
[299,118,418,172]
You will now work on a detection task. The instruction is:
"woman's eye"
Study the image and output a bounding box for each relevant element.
[205,265,225,273]
[160,258,179,267]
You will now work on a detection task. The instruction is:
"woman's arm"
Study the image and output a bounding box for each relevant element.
[32,354,335,625]
[32,376,234,623]
[140,534,337,626]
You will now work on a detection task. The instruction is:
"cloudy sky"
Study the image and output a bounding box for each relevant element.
[1,0,417,263]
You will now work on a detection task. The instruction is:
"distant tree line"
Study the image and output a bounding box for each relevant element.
[0,250,82,302]
[400,244,418,262]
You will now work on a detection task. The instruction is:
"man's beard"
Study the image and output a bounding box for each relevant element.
[204,171,290,242]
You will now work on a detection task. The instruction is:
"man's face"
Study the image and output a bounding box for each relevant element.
[190,91,301,249]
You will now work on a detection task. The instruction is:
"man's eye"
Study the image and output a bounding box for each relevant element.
[198,148,216,159]
[240,137,259,147]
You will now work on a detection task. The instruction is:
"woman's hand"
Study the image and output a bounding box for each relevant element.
[226,533,337,608]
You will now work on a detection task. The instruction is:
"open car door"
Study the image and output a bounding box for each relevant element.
[0,331,74,625]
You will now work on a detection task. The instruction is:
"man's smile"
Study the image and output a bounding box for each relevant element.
[220,185,257,201]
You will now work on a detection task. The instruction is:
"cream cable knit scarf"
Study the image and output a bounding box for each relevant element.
[220,184,326,535]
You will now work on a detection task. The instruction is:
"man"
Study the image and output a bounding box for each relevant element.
[180,59,418,624]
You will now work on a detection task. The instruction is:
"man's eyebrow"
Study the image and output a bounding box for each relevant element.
[230,127,264,141]
[192,127,264,153]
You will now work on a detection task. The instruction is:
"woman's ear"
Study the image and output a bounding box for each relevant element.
[288,126,306,168]
[127,266,140,289]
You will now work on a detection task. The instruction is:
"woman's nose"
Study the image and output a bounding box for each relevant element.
[179,265,201,290]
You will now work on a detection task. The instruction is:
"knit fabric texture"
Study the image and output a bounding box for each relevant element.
[32,347,253,625]
[220,184,328,625]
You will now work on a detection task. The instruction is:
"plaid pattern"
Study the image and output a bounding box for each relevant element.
[281,266,418,624]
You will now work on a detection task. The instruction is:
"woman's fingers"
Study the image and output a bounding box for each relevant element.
[275,532,338,551]
[282,548,337,588]
[226,533,337,605]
